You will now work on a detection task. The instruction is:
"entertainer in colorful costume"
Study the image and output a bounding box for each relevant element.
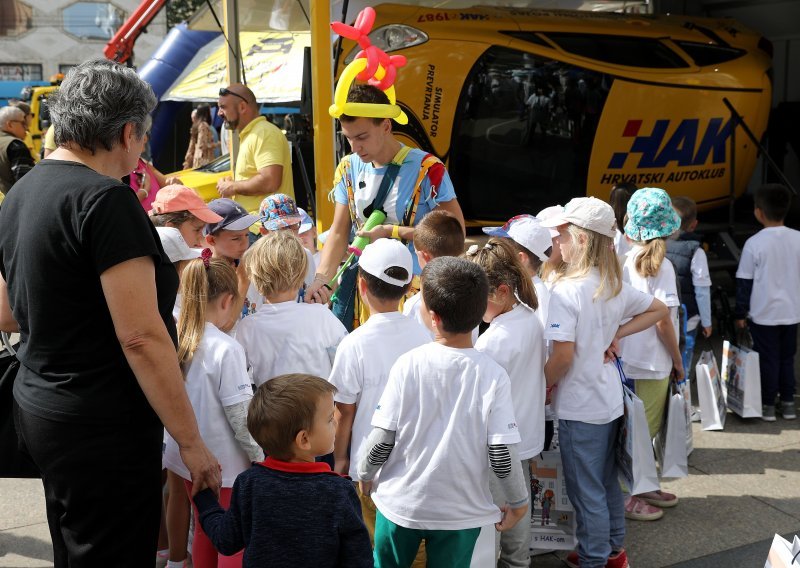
[305,7,465,330]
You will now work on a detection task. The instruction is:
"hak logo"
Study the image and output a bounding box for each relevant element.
[608,118,732,169]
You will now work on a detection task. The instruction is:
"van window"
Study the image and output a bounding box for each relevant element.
[450,46,611,220]
[674,41,745,66]
[545,33,689,69]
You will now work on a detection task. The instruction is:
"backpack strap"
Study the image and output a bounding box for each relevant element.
[402,153,445,227]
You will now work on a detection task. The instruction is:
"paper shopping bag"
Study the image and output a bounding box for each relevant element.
[529,451,577,551]
[675,377,694,455]
[616,384,660,495]
[657,390,689,479]
[764,534,800,568]
[722,340,763,418]
[696,350,726,431]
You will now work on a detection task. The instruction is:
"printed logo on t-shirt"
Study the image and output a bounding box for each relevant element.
[508,422,517,430]
[550,323,560,328]
[237,384,249,391]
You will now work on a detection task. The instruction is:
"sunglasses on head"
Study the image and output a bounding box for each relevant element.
[219,88,248,104]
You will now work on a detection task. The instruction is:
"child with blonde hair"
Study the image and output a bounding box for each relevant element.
[236,231,347,385]
[619,188,684,521]
[467,238,545,567]
[541,197,667,568]
[163,256,263,568]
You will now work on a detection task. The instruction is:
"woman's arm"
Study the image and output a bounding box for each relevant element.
[0,272,19,332]
[305,202,352,304]
[101,256,221,494]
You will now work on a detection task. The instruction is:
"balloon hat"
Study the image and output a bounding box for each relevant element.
[329,7,408,125]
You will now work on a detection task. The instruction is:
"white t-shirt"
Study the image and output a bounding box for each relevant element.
[614,229,631,258]
[545,270,654,423]
[402,290,479,342]
[371,343,520,530]
[163,323,254,486]
[475,304,545,459]
[619,247,680,379]
[736,226,800,325]
[686,247,712,331]
[401,291,426,329]
[328,312,430,480]
[236,301,348,385]
[533,275,551,333]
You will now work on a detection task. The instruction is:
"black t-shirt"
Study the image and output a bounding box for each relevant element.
[0,160,178,424]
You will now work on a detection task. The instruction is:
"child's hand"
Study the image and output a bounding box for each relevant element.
[702,326,712,338]
[671,360,685,382]
[734,319,747,330]
[603,336,620,363]
[495,502,528,532]
[359,480,374,497]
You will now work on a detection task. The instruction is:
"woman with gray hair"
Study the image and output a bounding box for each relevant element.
[0,59,221,566]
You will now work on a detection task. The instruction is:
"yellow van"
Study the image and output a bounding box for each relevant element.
[333,4,771,222]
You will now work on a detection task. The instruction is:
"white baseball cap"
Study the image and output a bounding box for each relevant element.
[482,215,552,262]
[156,227,203,263]
[539,197,617,239]
[536,205,564,238]
[359,238,413,287]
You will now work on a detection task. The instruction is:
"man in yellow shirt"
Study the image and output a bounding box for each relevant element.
[215,83,294,215]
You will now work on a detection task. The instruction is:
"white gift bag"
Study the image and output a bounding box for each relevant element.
[616,382,660,495]
[529,451,577,551]
[765,534,800,568]
[696,350,726,431]
[722,340,763,418]
[658,391,689,478]
[675,377,694,455]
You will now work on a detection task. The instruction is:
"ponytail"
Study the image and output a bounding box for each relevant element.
[465,237,539,311]
[634,238,666,278]
[177,257,239,365]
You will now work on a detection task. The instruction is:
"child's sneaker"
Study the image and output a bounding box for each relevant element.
[624,495,663,521]
[607,549,630,568]
[762,405,777,422]
[780,401,797,420]
[564,548,630,568]
[638,489,679,508]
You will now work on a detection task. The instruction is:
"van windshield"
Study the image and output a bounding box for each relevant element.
[450,46,612,220]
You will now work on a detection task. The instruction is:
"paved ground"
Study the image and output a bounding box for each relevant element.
[2,401,799,567]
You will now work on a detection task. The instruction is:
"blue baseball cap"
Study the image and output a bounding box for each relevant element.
[204,198,259,235]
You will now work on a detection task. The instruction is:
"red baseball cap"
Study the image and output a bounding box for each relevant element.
[150,185,222,224]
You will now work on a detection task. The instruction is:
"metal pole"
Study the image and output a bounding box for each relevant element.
[310,0,335,230]
[729,106,736,232]
[722,97,797,195]
[223,0,240,167]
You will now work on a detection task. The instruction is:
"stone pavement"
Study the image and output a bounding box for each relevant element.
[2,407,799,567]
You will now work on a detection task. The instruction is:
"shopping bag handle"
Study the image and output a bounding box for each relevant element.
[613,355,635,391]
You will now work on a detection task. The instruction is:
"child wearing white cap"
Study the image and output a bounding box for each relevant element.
[328,238,430,554]
[235,231,347,385]
[541,197,668,568]
[483,214,553,330]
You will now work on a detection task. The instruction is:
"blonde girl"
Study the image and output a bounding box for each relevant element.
[619,187,684,521]
[541,197,667,568]
[163,254,263,568]
[467,238,545,567]
[235,231,348,386]
[537,205,569,284]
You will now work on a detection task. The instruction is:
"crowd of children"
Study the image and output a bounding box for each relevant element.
[146,179,797,568]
